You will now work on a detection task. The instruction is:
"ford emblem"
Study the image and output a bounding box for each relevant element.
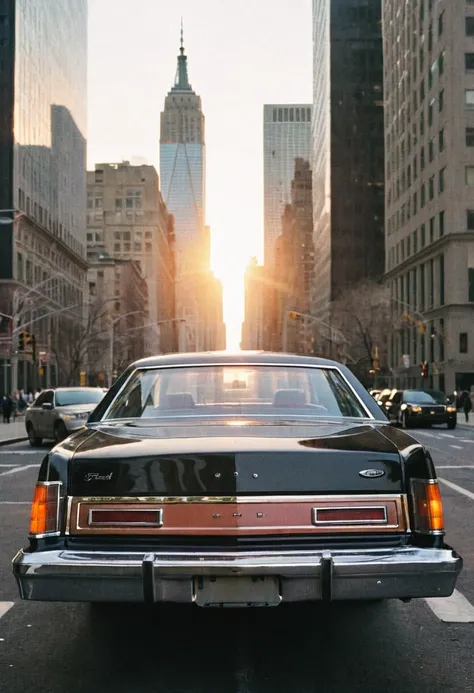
[359,469,385,478]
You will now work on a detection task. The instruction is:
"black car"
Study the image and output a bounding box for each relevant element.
[385,389,457,429]
[12,352,462,607]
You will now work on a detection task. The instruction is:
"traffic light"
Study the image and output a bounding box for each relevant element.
[289,312,298,320]
[80,371,86,386]
[18,332,25,351]
[421,360,429,377]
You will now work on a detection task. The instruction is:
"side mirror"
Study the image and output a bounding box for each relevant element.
[42,402,54,411]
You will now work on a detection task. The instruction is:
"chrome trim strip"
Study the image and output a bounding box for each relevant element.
[99,362,375,422]
[88,508,163,528]
[312,506,388,526]
[71,493,406,505]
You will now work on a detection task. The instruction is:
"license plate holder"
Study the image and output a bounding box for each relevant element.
[193,576,281,607]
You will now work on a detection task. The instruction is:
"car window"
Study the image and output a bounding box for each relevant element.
[43,391,54,405]
[404,390,437,404]
[33,392,47,407]
[104,365,370,421]
[54,390,104,407]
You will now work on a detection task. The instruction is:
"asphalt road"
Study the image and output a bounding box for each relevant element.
[0,428,473,693]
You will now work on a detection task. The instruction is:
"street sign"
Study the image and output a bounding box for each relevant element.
[402,354,410,369]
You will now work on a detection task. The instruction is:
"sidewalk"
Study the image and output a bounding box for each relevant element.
[0,418,28,445]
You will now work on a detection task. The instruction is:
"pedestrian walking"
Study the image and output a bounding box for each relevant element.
[463,392,472,423]
[2,395,13,423]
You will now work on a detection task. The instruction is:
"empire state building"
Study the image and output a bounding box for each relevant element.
[160,29,206,273]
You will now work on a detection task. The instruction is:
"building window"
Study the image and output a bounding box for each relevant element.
[439,167,445,194]
[421,146,425,169]
[467,128,474,147]
[460,333,468,354]
[429,176,435,200]
[466,90,474,109]
[421,223,426,247]
[469,268,474,301]
[439,254,445,305]
[429,138,434,162]
[439,128,444,152]
[468,210,474,230]
[428,99,434,126]
[439,210,445,237]
[116,198,122,209]
[439,51,445,75]
[413,229,418,253]
[430,217,435,242]
[421,183,426,207]
[466,167,474,185]
[466,53,474,71]
[439,89,444,112]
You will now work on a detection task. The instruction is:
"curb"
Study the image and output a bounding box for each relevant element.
[0,437,28,447]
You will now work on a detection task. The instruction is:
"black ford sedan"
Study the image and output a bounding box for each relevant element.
[12,352,462,607]
[385,389,457,429]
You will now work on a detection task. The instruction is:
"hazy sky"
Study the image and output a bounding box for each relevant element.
[88,0,313,349]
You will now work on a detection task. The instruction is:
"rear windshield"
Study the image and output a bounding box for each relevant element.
[103,365,369,421]
[403,390,437,404]
[55,390,104,407]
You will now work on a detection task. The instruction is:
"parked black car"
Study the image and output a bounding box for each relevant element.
[13,352,462,607]
[385,389,457,429]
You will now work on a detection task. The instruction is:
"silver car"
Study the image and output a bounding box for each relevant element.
[25,387,105,446]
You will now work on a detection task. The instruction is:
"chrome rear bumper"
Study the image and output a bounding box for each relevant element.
[12,545,462,605]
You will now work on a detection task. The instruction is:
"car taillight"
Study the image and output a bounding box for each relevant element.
[411,479,445,534]
[29,482,61,537]
[314,507,387,524]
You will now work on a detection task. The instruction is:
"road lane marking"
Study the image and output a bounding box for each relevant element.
[425,590,474,623]
[0,464,40,477]
[0,464,22,467]
[438,477,474,501]
[0,451,43,455]
[439,434,457,439]
[449,445,464,450]
[0,602,14,620]
[414,431,436,437]
[437,465,474,469]
[0,501,30,505]
[459,439,474,443]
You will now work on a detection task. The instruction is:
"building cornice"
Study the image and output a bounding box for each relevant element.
[385,231,474,280]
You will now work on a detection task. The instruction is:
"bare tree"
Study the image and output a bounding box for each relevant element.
[330,281,401,382]
[50,299,110,386]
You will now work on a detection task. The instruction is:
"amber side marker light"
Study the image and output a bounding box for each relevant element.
[29,483,60,536]
[411,479,445,533]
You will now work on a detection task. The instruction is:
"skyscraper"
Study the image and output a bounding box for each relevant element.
[383,0,474,393]
[311,0,385,320]
[160,27,206,273]
[159,27,225,353]
[0,0,88,390]
[263,104,312,264]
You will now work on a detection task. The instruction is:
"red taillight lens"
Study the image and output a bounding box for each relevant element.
[89,509,162,527]
[411,479,445,533]
[29,483,60,536]
[314,507,387,524]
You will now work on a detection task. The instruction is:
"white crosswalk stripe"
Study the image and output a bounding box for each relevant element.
[425,590,474,623]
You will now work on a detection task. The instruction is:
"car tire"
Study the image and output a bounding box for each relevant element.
[27,424,42,447]
[55,421,69,442]
[447,421,457,430]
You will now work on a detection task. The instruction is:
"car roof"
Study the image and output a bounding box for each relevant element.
[132,351,342,369]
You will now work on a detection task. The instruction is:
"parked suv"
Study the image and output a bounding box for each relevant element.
[25,388,105,446]
[385,389,457,429]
